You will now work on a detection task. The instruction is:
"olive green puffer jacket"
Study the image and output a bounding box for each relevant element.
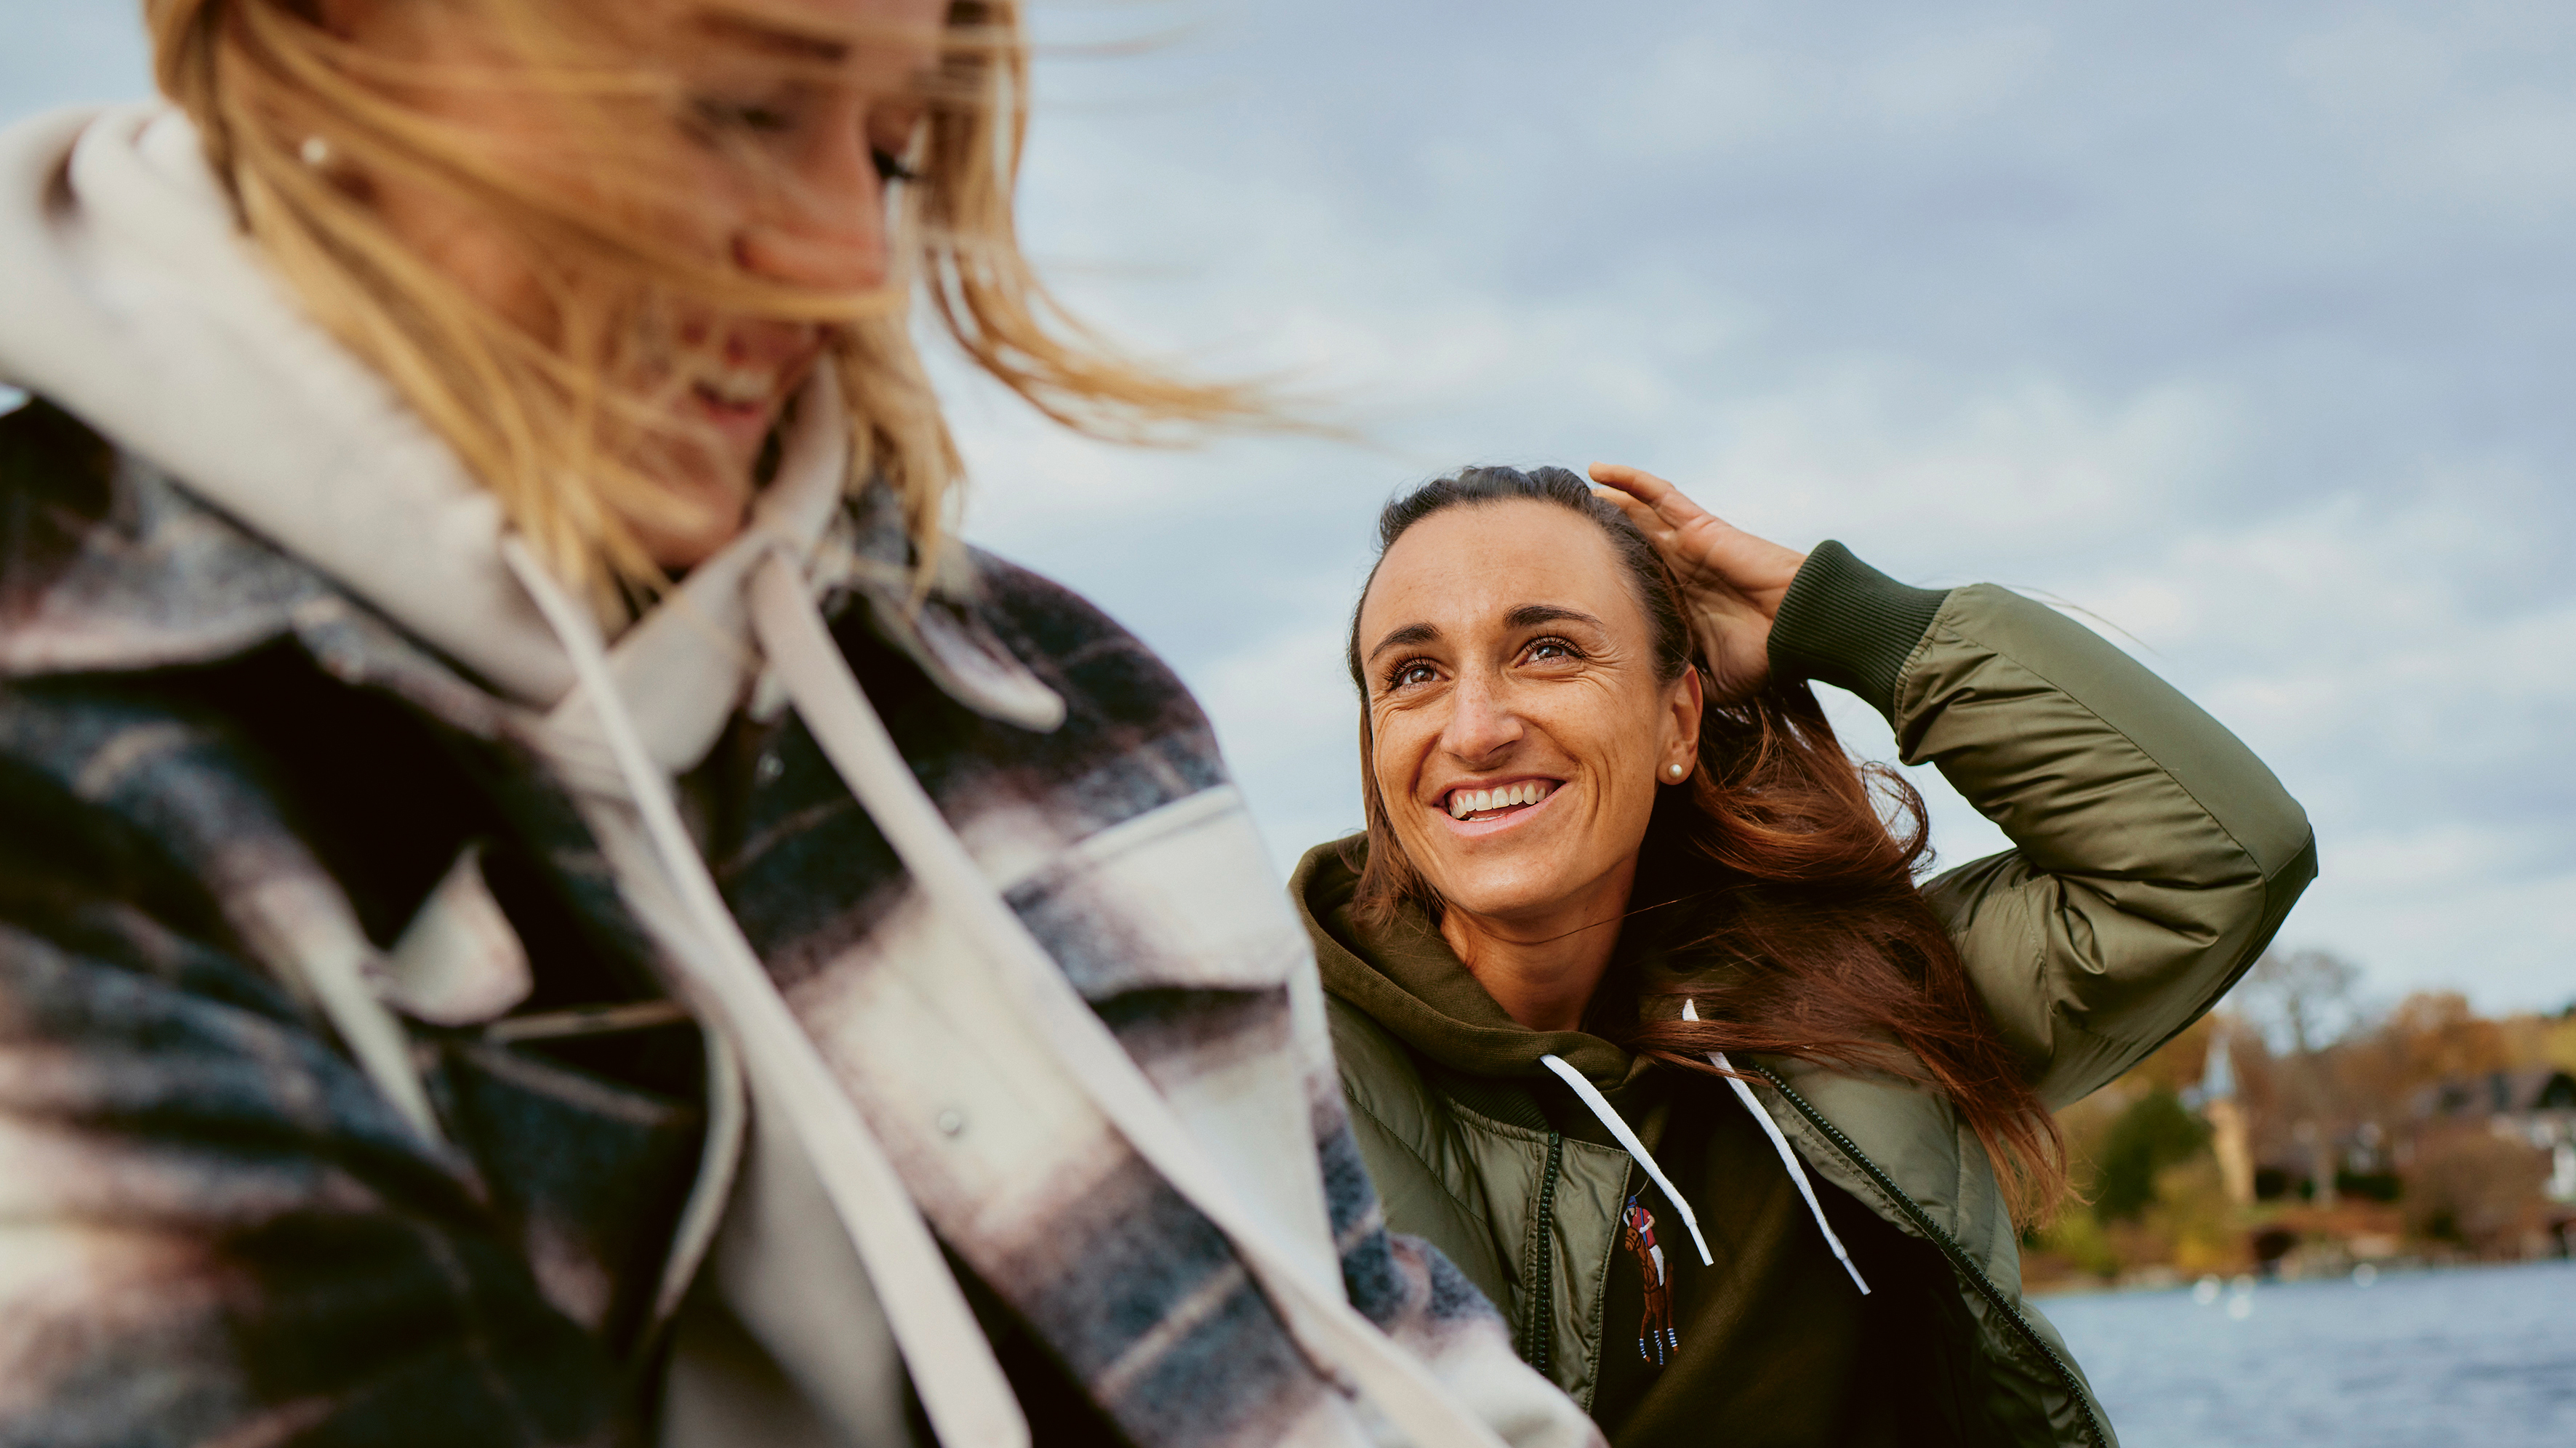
[1303,543,2317,1448]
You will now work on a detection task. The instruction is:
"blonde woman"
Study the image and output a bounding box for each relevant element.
[0,4,1598,1447]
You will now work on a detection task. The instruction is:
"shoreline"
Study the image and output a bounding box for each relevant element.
[2028,1252,2572,1300]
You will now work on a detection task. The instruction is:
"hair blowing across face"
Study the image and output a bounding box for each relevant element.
[146,0,1262,608]
[1344,465,2066,1223]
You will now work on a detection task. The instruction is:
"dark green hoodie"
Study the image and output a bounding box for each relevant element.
[1299,544,2319,1448]
[1299,849,1972,1445]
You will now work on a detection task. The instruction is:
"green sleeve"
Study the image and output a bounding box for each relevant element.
[1770,543,2318,1107]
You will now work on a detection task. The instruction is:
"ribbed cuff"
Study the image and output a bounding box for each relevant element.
[1766,541,1952,720]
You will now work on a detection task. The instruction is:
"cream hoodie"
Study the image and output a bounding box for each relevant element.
[0,102,1599,1448]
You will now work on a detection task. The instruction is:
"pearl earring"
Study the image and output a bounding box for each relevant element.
[1668,763,1686,778]
[299,135,332,168]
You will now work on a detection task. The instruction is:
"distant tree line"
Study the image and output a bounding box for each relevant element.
[2028,951,2576,1285]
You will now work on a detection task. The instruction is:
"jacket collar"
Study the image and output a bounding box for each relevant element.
[1291,838,1637,1083]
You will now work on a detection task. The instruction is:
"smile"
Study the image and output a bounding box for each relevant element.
[657,322,828,442]
[1443,779,1560,823]
[686,358,790,414]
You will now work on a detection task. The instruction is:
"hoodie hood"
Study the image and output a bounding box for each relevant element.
[1291,837,1634,1083]
[0,104,591,707]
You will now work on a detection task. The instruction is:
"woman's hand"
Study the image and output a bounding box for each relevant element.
[1589,463,1808,695]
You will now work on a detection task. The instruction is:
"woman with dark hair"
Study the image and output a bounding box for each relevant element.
[1297,463,2315,1447]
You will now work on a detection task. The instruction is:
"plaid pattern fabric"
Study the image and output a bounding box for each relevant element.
[0,398,1568,1448]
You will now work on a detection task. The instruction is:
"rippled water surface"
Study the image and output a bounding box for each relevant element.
[2040,1259,2576,1448]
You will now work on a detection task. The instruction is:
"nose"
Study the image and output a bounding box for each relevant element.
[731,108,894,291]
[1440,669,1525,768]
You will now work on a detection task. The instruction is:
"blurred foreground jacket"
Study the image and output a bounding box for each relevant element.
[0,105,1600,1448]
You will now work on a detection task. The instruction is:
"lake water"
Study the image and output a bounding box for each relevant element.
[2040,1258,2576,1447]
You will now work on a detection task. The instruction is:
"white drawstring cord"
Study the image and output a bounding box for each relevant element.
[646,1023,747,1332]
[501,539,1030,1448]
[745,550,1509,1448]
[234,876,445,1146]
[1536,1056,1714,1268]
[1682,999,1870,1295]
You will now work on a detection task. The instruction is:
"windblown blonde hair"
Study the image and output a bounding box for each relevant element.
[148,0,1255,608]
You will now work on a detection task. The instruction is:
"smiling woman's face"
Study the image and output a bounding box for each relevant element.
[1357,499,1702,930]
[325,0,947,566]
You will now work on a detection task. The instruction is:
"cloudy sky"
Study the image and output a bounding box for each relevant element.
[6,3,2570,1013]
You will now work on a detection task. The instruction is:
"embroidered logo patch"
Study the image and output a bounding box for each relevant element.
[1621,1194,1677,1365]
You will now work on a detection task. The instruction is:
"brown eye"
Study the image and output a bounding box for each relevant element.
[693,97,798,134]
[1523,636,1581,664]
[1387,661,1437,691]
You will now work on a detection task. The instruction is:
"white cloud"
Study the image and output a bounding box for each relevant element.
[1592,19,2056,161]
[2284,7,2576,215]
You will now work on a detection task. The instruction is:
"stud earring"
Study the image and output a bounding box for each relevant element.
[1668,763,1687,779]
[299,135,332,168]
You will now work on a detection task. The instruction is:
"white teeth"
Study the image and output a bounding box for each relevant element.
[1446,781,1556,818]
[689,359,779,408]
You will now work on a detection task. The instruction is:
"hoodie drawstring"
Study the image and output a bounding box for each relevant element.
[1681,999,1871,1295]
[1537,1055,1714,1268]
[502,534,1509,1448]
[743,549,1509,1448]
[502,539,1031,1448]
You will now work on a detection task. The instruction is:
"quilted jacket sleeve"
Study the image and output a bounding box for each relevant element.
[1769,543,2317,1108]
[0,680,617,1448]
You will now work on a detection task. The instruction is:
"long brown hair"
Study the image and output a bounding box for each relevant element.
[1344,465,2067,1223]
[148,0,1261,608]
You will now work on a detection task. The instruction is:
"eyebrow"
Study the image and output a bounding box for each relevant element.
[697,12,854,63]
[1364,604,1607,664]
[1506,603,1605,633]
[1365,622,1440,664]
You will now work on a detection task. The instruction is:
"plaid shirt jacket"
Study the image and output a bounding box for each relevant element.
[0,397,1571,1448]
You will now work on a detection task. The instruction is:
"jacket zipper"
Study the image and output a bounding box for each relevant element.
[1521,1130,1565,1374]
[1750,1065,2107,1448]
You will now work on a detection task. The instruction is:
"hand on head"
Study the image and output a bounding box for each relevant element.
[1586,464,1807,699]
